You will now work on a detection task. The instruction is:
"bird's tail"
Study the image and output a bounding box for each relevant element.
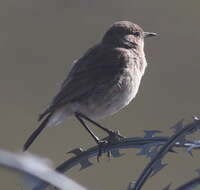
[23,113,52,151]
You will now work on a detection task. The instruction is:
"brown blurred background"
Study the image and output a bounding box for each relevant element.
[0,0,200,189]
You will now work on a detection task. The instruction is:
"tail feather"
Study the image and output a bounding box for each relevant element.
[23,113,52,151]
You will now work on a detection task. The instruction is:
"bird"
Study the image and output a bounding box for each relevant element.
[23,21,157,152]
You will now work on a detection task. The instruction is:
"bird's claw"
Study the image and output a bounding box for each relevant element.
[97,140,109,162]
[106,130,125,143]
[97,130,125,162]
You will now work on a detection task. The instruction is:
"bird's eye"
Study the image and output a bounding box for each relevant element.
[133,32,140,37]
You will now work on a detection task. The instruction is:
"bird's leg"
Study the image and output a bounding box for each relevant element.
[75,113,100,144]
[75,113,108,160]
[75,112,125,161]
[76,112,124,142]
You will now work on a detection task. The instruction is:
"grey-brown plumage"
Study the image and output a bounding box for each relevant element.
[23,21,157,151]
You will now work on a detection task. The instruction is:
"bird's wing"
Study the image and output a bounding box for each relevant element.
[39,44,129,121]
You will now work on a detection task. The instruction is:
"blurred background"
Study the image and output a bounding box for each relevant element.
[0,0,200,189]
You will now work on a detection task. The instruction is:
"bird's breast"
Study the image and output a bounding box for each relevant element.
[71,50,147,120]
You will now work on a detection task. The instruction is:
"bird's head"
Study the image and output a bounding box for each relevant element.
[102,21,157,50]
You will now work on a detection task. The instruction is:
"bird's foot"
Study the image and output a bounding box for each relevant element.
[104,130,125,143]
[97,130,125,162]
[97,140,109,162]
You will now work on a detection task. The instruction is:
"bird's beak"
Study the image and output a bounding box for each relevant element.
[143,32,158,38]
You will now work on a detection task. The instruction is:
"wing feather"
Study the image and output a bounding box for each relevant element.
[39,44,128,121]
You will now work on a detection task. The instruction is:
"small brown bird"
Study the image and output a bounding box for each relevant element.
[23,21,157,151]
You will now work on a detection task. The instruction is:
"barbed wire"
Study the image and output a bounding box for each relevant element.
[34,117,200,190]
